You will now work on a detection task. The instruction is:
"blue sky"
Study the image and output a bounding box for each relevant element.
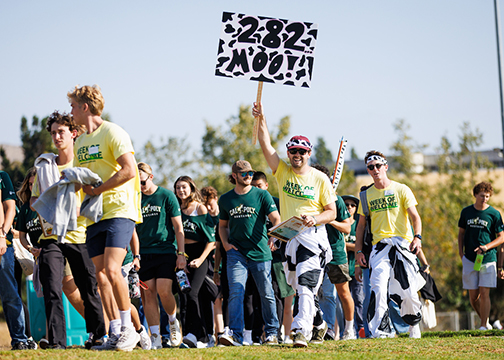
[0,1,502,161]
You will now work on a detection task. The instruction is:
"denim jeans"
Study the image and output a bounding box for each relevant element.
[227,249,279,343]
[0,247,27,345]
[319,272,336,330]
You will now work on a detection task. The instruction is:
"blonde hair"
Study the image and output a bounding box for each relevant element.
[67,85,105,116]
[138,162,153,175]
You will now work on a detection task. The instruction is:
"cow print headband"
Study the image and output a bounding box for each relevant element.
[286,138,313,150]
[366,155,387,165]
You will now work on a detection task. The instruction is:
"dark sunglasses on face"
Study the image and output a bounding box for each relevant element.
[288,148,307,156]
[345,203,356,208]
[240,171,254,178]
[367,163,384,171]
[140,178,149,186]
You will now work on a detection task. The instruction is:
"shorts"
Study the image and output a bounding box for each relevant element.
[86,218,135,259]
[326,262,352,284]
[138,253,177,282]
[63,260,72,277]
[462,255,497,289]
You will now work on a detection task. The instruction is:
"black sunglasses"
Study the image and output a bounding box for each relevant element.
[288,149,308,155]
[345,203,356,208]
[367,163,384,171]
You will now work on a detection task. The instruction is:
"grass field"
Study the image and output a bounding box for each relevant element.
[0,329,503,360]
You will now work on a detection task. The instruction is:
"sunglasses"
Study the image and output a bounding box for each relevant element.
[240,171,254,178]
[345,203,356,208]
[288,148,308,156]
[367,163,384,171]
[140,178,150,186]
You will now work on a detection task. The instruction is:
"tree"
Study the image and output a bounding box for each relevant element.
[389,119,427,176]
[136,136,196,189]
[311,137,333,167]
[199,104,290,196]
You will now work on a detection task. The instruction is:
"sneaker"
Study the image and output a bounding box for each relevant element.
[324,328,336,341]
[139,326,152,350]
[242,330,253,346]
[219,332,242,346]
[479,326,489,331]
[341,327,357,341]
[162,336,171,348]
[486,319,492,330]
[196,336,215,349]
[48,344,66,350]
[150,333,162,350]
[292,331,308,348]
[92,334,117,351]
[11,342,28,350]
[284,337,293,344]
[310,320,328,344]
[169,319,182,347]
[263,335,278,345]
[409,324,421,339]
[182,333,198,348]
[493,320,503,330]
[39,338,50,350]
[27,338,38,350]
[116,326,141,351]
[85,333,94,350]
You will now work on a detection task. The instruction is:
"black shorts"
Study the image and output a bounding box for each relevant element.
[138,253,177,282]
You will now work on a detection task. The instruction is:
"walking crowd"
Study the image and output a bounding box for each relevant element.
[0,85,502,351]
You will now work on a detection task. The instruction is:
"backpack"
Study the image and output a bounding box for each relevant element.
[359,184,374,259]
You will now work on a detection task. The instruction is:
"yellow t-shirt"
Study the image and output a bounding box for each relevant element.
[357,181,417,245]
[74,121,142,225]
[32,160,86,244]
[273,160,337,222]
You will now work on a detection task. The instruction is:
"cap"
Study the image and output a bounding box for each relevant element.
[286,135,313,151]
[342,195,360,207]
[232,160,254,173]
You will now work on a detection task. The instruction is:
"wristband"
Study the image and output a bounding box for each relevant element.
[499,268,503,272]
[133,254,141,260]
[356,250,362,254]
[177,252,188,258]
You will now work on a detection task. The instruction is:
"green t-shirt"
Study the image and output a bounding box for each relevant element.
[219,186,277,262]
[0,171,17,244]
[182,212,216,243]
[345,214,358,277]
[15,202,43,245]
[458,204,504,263]
[136,187,181,255]
[326,195,351,266]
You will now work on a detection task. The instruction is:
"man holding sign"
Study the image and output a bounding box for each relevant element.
[254,103,335,348]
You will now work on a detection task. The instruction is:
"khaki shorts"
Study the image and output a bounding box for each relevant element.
[63,260,72,277]
[462,255,497,289]
[326,263,352,284]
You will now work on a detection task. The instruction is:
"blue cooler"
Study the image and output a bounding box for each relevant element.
[26,278,88,346]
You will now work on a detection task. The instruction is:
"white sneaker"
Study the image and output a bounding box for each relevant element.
[182,333,198,348]
[242,330,252,346]
[486,319,492,330]
[92,333,117,351]
[196,336,215,349]
[116,326,141,351]
[493,320,503,330]
[409,325,421,339]
[139,326,151,350]
[169,319,182,347]
[341,327,357,340]
[150,333,162,350]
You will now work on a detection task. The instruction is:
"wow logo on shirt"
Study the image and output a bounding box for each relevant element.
[142,204,161,217]
[369,194,398,212]
[229,204,256,218]
[76,144,103,163]
[283,180,315,200]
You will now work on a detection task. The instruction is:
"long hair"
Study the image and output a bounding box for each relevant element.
[174,175,204,207]
[17,168,37,205]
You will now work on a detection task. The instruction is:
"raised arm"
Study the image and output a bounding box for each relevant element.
[253,102,280,173]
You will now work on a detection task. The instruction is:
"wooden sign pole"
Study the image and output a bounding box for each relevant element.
[252,81,263,145]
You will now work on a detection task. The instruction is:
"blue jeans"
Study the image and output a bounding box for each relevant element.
[227,249,278,343]
[0,247,27,345]
[319,272,336,330]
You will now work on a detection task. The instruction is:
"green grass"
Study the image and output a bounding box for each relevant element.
[1,331,504,360]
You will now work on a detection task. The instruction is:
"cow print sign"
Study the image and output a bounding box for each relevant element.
[215,12,318,88]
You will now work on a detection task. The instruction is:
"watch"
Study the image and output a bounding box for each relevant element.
[133,254,141,260]
[414,234,422,240]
